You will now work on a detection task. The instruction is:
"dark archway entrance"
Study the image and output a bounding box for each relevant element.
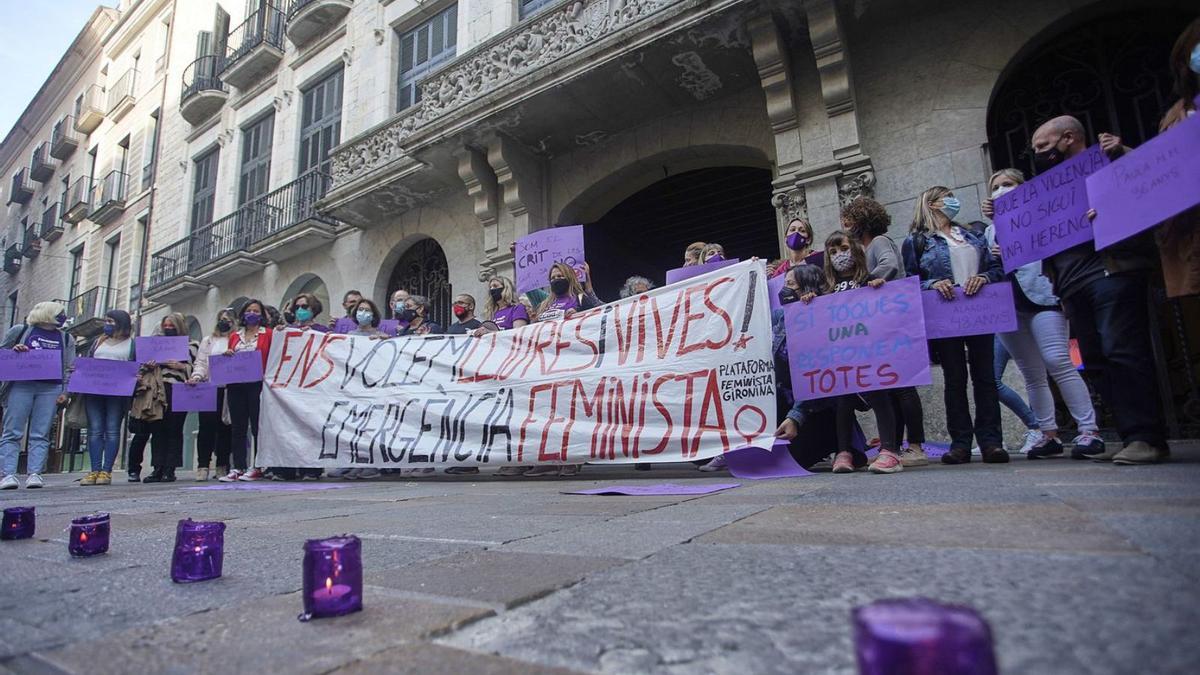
[583,166,777,301]
[986,6,1200,438]
[388,238,452,328]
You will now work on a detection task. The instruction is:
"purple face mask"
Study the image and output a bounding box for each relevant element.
[786,232,809,251]
[243,312,261,326]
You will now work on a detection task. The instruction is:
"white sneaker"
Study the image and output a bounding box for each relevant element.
[238,468,264,481]
[899,447,929,467]
[356,468,380,479]
[698,455,727,472]
[1017,429,1045,454]
[0,474,19,490]
[218,470,243,483]
[194,468,210,482]
[24,474,44,489]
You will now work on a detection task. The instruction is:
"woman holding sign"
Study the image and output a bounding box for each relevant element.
[983,169,1105,460]
[477,276,529,336]
[769,218,816,280]
[1156,20,1200,298]
[80,310,136,486]
[220,300,272,483]
[903,187,1006,465]
[190,309,235,480]
[0,302,75,490]
[138,313,197,483]
[533,263,600,323]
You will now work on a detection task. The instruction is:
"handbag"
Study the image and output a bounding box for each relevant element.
[65,395,88,430]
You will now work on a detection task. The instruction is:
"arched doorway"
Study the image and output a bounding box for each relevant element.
[986,6,1200,438]
[387,238,452,328]
[583,166,777,300]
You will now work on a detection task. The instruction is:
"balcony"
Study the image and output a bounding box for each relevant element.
[62,176,92,224]
[39,203,63,242]
[180,55,229,125]
[221,4,286,90]
[3,245,21,275]
[147,172,338,301]
[286,0,351,49]
[322,0,716,225]
[21,222,40,258]
[65,286,118,336]
[8,168,33,205]
[30,142,56,182]
[74,85,105,134]
[89,170,129,225]
[106,69,138,121]
[50,116,80,159]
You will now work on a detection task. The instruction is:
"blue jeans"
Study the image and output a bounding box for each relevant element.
[0,380,62,475]
[994,336,1038,430]
[85,395,129,472]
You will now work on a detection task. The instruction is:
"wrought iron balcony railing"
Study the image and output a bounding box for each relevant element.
[21,221,40,258]
[8,168,33,205]
[30,142,56,182]
[39,203,63,242]
[73,85,105,133]
[51,115,80,159]
[89,170,129,223]
[66,286,119,325]
[106,69,138,116]
[62,176,92,224]
[226,4,286,66]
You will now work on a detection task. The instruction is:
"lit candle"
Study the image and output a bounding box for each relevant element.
[1,506,35,540]
[300,535,362,621]
[171,519,225,583]
[68,513,110,557]
[853,598,998,675]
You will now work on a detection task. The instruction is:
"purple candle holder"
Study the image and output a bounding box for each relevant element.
[171,519,225,583]
[1,506,35,540]
[299,535,362,621]
[68,512,110,557]
[853,598,998,675]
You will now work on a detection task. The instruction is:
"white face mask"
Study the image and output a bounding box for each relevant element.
[991,185,1016,199]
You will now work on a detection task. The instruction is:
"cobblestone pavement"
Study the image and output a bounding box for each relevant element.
[1,446,1198,674]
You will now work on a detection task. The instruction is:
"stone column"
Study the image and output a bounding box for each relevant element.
[476,132,548,282]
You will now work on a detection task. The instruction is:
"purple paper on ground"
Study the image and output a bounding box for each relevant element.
[725,442,814,479]
[184,482,358,491]
[332,317,355,334]
[665,258,741,285]
[172,382,218,412]
[379,319,400,336]
[1088,113,1200,250]
[67,357,139,396]
[209,351,264,385]
[515,225,586,293]
[991,144,1108,272]
[921,282,1017,339]
[0,348,61,381]
[784,276,931,400]
[134,336,190,363]
[565,483,741,496]
[866,441,950,460]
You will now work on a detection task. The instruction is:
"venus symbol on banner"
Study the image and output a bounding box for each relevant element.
[256,261,777,470]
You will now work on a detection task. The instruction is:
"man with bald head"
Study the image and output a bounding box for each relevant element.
[1029,115,1167,464]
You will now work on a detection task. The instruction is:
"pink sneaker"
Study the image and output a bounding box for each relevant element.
[238,468,264,482]
[870,449,904,474]
[218,470,243,483]
[832,451,856,474]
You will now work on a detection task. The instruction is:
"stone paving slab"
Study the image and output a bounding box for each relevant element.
[365,550,625,609]
[333,642,586,674]
[32,590,493,675]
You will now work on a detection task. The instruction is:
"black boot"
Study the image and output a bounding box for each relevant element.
[142,469,165,484]
[162,469,177,482]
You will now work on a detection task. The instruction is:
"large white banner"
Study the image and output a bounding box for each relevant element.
[258,260,776,469]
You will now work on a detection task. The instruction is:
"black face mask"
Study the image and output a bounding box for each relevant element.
[550,278,570,296]
[397,308,417,323]
[216,320,232,333]
[55,313,68,327]
[1033,135,1067,173]
[489,288,504,303]
[778,287,799,305]
[162,328,179,337]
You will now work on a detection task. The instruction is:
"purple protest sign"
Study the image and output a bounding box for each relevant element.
[378,319,400,336]
[991,144,1109,272]
[921,282,1017,340]
[565,483,740,496]
[172,382,218,412]
[665,258,740,285]
[67,358,139,396]
[1088,114,1200,250]
[784,276,931,400]
[332,317,355,334]
[515,225,586,293]
[725,442,815,480]
[768,273,787,312]
[135,336,189,364]
[0,349,61,382]
[209,351,264,386]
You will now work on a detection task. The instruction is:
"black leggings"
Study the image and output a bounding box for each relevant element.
[196,387,231,469]
[226,381,262,471]
[837,391,897,454]
[890,387,926,447]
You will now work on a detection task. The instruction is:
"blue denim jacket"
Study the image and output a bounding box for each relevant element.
[901,226,1004,290]
[983,224,1058,307]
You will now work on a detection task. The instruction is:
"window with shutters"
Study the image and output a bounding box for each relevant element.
[299,68,343,175]
[396,5,457,112]
[238,113,274,205]
[191,148,219,231]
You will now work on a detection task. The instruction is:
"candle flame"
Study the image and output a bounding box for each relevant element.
[194,546,202,553]
[80,532,88,542]
[326,577,333,592]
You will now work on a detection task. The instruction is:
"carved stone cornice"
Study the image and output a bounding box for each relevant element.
[747,14,798,136]
[805,0,853,117]
[837,170,876,206]
[772,187,808,223]
[329,0,682,188]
